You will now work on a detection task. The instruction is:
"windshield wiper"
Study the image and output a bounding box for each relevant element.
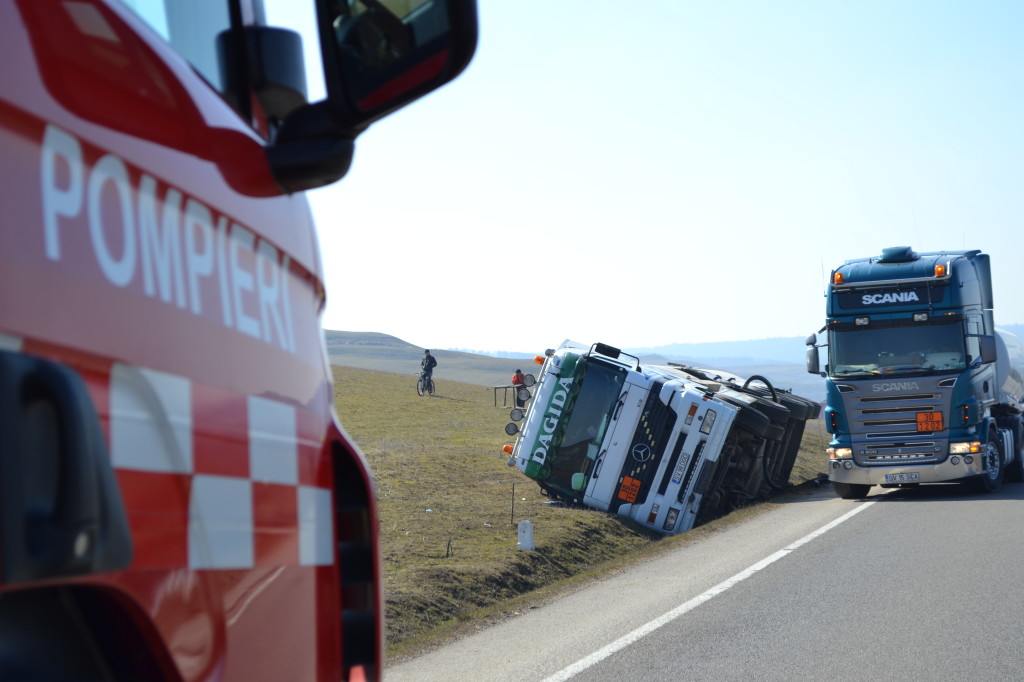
[613,389,628,420]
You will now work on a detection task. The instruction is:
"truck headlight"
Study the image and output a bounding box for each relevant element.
[828,447,852,459]
[663,507,680,531]
[950,441,982,455]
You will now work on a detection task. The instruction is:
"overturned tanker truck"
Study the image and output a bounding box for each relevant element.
[500,341,820,535]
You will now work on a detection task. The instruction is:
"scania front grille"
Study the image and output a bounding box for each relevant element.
[857,441,942,466]
[862,406,937,415]
[860,393,937,403]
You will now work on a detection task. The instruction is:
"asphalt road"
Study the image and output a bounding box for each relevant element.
[386,481,1024,681]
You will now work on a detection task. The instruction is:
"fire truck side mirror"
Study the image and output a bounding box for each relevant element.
[266,0,478,192]
[319,0,478,129]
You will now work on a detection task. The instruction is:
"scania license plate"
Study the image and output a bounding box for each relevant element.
[884,472,920,483]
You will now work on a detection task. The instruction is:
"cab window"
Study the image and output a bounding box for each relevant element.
[118,0,232,93]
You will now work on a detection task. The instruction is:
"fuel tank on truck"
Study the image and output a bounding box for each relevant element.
[995,329,1024,408]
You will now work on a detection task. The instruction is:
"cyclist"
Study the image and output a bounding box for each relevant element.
[421,349,438,382]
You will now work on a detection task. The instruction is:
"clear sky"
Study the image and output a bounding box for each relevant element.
[270,1,1023,354]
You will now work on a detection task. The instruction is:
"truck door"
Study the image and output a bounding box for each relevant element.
[584,374,650,509]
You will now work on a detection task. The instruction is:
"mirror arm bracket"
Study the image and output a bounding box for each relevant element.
[267,101,361,193]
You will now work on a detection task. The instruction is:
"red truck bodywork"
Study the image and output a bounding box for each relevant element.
[0,1,475,679]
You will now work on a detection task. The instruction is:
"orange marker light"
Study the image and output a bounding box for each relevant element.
[502,444,514,455]
[833,272,845,285]
[534,355,545,364]
[934,264,946,277]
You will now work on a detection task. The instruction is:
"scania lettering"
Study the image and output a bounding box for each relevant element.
[1,2,477,680]
[807,247,1024,499]
[863,292,921,305]
[502,341,820,535]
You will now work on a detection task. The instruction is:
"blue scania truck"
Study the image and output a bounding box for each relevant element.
[806,247,1024,499]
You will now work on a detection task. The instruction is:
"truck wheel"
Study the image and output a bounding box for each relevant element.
[748,395,791,425]
[833,481,871,499]
[717,396,770,436]
[1006,420,1024,483]
[968,428,1004,493]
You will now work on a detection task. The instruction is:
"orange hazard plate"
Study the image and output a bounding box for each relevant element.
[917,412,943,432]
[617,476,641,503]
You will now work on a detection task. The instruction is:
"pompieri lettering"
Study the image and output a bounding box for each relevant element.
[40,125,296,353]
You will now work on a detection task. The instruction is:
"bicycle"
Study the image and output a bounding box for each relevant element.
[416,371,435,397]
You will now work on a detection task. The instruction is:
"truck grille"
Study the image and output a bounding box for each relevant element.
[859,442,942,465]
[846,383,950,466]
[852,392,944,438]
[615,384,677,507]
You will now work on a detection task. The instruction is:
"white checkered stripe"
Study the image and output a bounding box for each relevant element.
[109,363,334,570]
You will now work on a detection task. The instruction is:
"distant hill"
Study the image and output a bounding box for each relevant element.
[324,330,538,388]
[326,331,825,401]
[328,327,1024,403]
[622,336,823,401]
[627,336,809,366]
[1002,324,1024,339]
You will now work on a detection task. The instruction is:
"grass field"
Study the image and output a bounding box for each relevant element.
[331,365,830,661]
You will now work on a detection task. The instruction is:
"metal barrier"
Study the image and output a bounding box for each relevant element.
[494,385,518,408]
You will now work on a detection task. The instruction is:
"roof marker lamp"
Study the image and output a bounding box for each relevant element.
[935,264,947,277]
[833,272,845,285]
[855,317,870,326]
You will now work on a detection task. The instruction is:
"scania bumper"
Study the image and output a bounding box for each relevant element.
[828,456,986,485]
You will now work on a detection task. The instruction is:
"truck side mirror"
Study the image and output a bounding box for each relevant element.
[269,0,478,192]
[318,0,478,132]
[806,346,822,376]
[979,335,997,364]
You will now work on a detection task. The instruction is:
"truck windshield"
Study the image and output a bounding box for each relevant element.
[830,321,966,378]
[543,360,626,492]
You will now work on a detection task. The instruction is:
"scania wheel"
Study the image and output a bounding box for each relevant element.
[968,427,1004,493]
[833,481,871,499]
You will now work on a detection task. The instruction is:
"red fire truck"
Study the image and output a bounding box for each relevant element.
[0,1,476,680]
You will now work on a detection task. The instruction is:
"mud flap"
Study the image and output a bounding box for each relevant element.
[0,351,132,583]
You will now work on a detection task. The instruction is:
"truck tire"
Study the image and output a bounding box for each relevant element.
[1006,419,1024,483]
[832,481,871,499]
[735,378,792,425]
[968,427,1005,493]
[717,396,770,437]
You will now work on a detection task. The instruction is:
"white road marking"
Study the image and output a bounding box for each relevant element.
[543,500,877,681]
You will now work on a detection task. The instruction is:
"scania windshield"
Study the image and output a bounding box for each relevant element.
[830,318,966,378]
[540,359,627,495]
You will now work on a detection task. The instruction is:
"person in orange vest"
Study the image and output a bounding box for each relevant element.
[511,369,526,407]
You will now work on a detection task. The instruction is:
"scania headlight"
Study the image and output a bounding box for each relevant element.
[828,447,852,459]
[950,441,982,455]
